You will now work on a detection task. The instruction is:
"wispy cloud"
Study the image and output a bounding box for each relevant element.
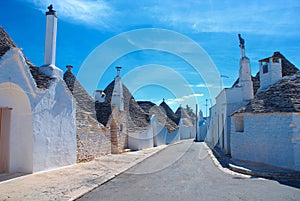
[22,0,300,35]
[22,0,115,29]
[166,93,203,104]
[146,1,300,35]
[186,83,222,89]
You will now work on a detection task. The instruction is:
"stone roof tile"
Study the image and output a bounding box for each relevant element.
[159,101,179,125]
[175,106,193,126]
[137,101,178,132]
[0,27,52,89]
[96,80,150,132]
[63,70,97,120]
[234,72,300,114]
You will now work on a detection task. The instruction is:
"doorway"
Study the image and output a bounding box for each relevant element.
[0,108,12,173]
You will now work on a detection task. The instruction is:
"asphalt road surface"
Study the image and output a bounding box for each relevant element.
[77,140,300,201]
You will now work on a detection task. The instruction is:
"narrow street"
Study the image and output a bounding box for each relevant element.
[77,140,300,201]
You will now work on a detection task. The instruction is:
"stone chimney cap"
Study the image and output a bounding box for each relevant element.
[66,65,73,71]
[46,4,57,16]
[116,66,122,77]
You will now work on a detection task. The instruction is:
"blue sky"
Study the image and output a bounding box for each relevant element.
[1,0,300,114]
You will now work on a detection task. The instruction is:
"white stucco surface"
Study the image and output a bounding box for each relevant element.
[206,53,254,155]
[127,114,196,150]
[128,128,154,151]
[0,82,33,173]
[207,87,247,154]
[44,13,57,66]
[32,80,76,172]
[231,113,300,170]
[151,115,168,146]
[259,58,282,91]
[0,49,76,173]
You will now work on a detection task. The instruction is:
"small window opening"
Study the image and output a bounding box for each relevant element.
[262,64,268,74]
[235,116,244,132]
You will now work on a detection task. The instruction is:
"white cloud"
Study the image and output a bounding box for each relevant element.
[23,0,115,29]
[22,0,300,35]
[186,83,221,89]
[147,1,300,35]
[166,93,203,103]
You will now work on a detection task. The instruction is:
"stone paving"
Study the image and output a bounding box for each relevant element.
[0,145,167,201]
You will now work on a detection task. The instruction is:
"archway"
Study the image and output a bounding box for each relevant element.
[0,82,33,173]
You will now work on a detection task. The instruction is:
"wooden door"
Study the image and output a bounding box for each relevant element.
[0,108,12,173]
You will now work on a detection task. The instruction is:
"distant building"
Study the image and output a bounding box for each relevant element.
[95,67,150,151]
[0,5,76,174]
[175,106,196,140]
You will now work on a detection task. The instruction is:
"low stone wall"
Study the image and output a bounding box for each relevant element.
[76,111,111,162]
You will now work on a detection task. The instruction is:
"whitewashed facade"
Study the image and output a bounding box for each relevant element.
[206,34,253,154]
[0,48,76,174]
[230,61,300,170]
[0,6,76,174]
[231,112,300,170]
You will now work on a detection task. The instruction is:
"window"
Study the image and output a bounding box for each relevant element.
[235,116,244,132]
[262,64,268,74]
[272,57,279,63]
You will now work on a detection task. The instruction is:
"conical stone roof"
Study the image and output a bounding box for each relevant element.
[159,100,179,125]
[234,71,300,114]
[0,27,52,89]
[63,69,97,121]
[96,80,149,132]
[137,101,178,132]
[175,106,193,126]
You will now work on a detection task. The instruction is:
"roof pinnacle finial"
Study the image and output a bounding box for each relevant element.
[66,65,73,72]
[116,66,122,77]
[238,33,245,57]
[46,4,56,15]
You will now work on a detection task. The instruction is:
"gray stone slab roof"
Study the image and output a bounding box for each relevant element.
[137,101,156,113]
[159,100,179,125]
[0,27,52,89]
[0,26,17,57]
[233,72,300,114]
[175,106,190,119]
[137,101,178,132]
[175,106,193,126]
[63,70,97,120]
[96,80,149,132]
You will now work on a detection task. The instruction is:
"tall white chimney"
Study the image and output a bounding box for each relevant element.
[44,4,57,66]
[40,5,63,80]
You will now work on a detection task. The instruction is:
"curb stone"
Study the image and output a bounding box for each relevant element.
[228,163,300,179]
[206,142,300,179]
[202,142,249,177]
